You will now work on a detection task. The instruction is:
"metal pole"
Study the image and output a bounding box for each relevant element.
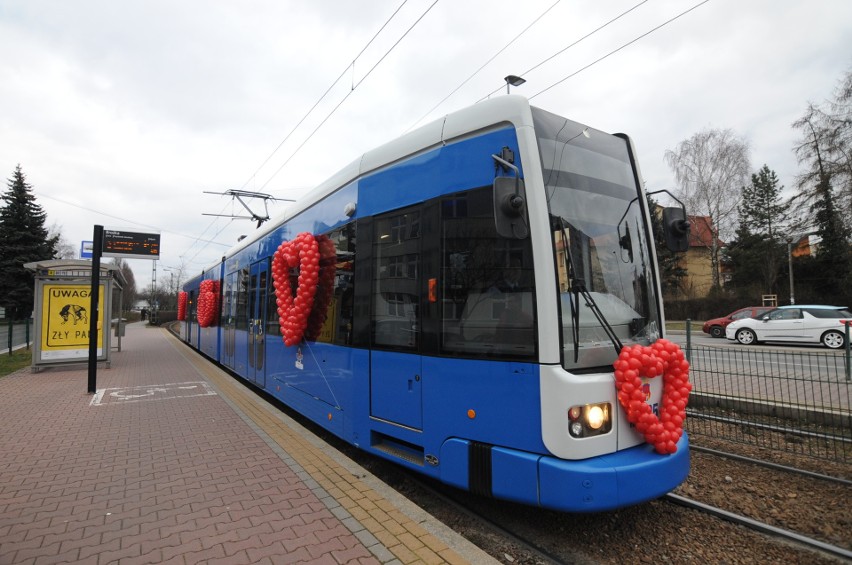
[787,241,795,305]
[7,316,11,356]
[845,323,850,382]
[88,225,103,394]
[25,318,30,350]
[685,318,692,363]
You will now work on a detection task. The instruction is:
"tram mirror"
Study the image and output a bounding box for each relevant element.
[662,206,690,252]
[493,176,529,239]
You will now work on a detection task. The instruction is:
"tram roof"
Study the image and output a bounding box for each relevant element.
[224,95,536,259]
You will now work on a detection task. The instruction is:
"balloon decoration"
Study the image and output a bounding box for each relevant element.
[272,232,321,347]
[197,279,220,328]
[613,339,692,454]
[304,234,338,341]
[177,291,188,321]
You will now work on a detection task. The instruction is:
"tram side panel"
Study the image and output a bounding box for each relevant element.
[352,126,537,475]
[258,182,361,438]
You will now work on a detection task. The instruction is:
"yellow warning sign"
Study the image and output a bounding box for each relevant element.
[40,283,105,360]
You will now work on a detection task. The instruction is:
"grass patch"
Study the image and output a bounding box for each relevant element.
[0,348,32,378]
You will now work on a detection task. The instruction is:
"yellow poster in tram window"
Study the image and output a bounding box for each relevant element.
[40,283,105,360]
[317,297,337,344]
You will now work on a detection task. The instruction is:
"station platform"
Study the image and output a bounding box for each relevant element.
[0,323,497,565]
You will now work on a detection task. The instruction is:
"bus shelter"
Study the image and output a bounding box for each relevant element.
[25,260,125,371]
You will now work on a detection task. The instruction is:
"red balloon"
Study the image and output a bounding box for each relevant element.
[613,339,692,455]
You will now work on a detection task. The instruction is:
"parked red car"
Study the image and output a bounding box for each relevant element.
[702,306,774,338]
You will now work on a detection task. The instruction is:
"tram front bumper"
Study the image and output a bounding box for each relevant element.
[485,433,690,512]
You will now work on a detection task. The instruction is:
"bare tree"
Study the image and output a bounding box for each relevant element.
[664,128,751,289]
[110,258,137,312]
[47,223,76,259]
[792,69,852,229]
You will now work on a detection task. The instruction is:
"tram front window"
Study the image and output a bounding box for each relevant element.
[533,108,661,371]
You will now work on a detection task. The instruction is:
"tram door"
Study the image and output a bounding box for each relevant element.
[369,208,423,430]
[247,260,268,388]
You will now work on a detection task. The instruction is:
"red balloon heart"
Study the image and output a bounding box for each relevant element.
[272,232,320,346]
[613,339,692,454]
[197,279,220,327]
[177,291,188,321]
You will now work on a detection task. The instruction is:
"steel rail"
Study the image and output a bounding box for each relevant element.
[665,494,852,561]
[687,410,852,444]
[690,445,852,485]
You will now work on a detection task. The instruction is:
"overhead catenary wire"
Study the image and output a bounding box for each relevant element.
[404,0,562,134]
[37,192,231,248]
[238,0,410,193]
[182,217,238,268]
[529,0,712,100]
[477,0,651,102]
[178,0,704,268]
[190,0,438,268]
[256,0,441,192]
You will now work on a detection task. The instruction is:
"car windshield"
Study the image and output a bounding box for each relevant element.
[533,107,661,371]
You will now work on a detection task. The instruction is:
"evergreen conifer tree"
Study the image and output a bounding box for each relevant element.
[810,172,851,297]
[0,165,59,318]
[727,165,789,296]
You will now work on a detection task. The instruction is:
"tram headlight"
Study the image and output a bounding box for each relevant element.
[568,402,612,438]
[586,405,606,430]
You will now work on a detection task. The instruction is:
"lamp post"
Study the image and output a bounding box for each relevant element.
[787,237,795,305]
[505,75,526,94]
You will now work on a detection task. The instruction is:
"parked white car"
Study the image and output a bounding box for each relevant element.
[725,305,852,349]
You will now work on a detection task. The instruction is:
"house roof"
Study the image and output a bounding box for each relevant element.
[688,215,725,248]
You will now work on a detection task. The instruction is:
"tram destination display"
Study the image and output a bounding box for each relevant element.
[102,229,160,260]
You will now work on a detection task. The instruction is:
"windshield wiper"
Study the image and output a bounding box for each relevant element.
[553,215,623,362]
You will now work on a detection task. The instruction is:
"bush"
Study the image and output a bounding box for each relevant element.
[664,296,761,321]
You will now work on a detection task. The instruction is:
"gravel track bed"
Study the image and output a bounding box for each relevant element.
[350,437,851,564]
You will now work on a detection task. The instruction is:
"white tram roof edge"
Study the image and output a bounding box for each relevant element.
[224,95,535,259]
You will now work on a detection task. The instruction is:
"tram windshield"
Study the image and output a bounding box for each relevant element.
[532,108,661,371]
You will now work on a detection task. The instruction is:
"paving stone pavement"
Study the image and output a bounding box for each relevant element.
[0,323,498,565]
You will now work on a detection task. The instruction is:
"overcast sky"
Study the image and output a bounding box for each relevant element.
[1,0,850,289]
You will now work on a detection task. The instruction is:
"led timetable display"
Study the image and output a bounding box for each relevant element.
[102,230,160,259]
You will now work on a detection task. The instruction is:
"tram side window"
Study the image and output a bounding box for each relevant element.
[235,267,250,331]
[265,264,279,339]
[439,187,536,360]
[372,209,420,350]
[189,290,196,320]
[301,223,356,345]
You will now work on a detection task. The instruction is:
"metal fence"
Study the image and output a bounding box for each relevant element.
[682,327,851,465]
[1,319,31,354]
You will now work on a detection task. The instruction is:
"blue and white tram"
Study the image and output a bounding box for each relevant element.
[181,95,691,512]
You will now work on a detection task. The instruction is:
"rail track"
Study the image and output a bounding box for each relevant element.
[664,493,852,562]
[387,442,852,564]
